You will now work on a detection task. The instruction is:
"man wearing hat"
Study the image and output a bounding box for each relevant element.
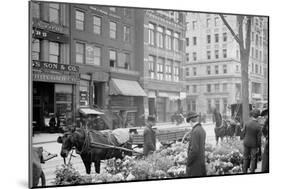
[186,111,206,177]
[242,109,262,173]
[143,115,156,156]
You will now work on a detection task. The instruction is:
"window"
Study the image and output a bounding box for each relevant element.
[186,85,190,93]
[215,34,219,43]
[109,7,116,12]
[193,36,197,45]
[251,47,254,57]
[192,21,197,30]
[193,67,197,76]
[214,17,219,26]
[259,51,262,61]
[32,2,40,18]
[260,65,262,74]
[49,3,60,24]
[215,50,219,59]
[166,29,172,50]
[207,99,212,113]
[255,49,259,59]
[251,32,254,41]
[157,26,164,48]
[123,26,130,42]
[260,36,262,46]
[86,44,101,66]
[109,21,117,39]
[236,65,239,72]
[256,34,259,46]
[157,57,164,80]
[186,22,190,31]
[223,64,227,73]
[76,42,84,64]
[186,53,189,62]
[207,51,211,60]
[192,100,196,111]
[166,59,172,81]
[49,42,59,63]
[174,32,180,51]
[207,84,211,92]
[124,8,131,18]
[215,65,219,74]
[223,49,227,58]
[223,83,227,92]
[215,99,220,112]
[223,32,227,42]
[174,61,180,81]
[186,38,189,46]
[109,50,117,67]
[193,52,197,61]
[252,63,254,72]
[207,35,211,44]
[207,65,211,75]
[148,55,156,79]
[255,64,258,74]
[148,23,155,45]
[223,98,228,113]
[32,39,40,60]
[118,52,130,69]
[75,10,84,30]
[93,16,101,35]
[206,18,211,27]
[186,67,189,76]
[192,85,197,93]
[215,84,220,92]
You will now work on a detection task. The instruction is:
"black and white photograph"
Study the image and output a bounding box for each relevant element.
[28,0,269,188]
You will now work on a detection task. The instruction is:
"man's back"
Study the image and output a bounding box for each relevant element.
[243,120,261,148]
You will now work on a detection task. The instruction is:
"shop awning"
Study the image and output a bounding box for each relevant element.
[109,79,147,97]
[79,108,104,115]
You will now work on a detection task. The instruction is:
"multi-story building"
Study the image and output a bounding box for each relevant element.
[31,1,79,131]
[134,10,186,123]
[262,18,269,101]
[69,4,146,127]
[183,13,266,118]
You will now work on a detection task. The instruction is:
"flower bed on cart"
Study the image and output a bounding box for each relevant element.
[53,139,244,185]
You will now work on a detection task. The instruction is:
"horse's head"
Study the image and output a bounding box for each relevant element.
[57,131,75,158]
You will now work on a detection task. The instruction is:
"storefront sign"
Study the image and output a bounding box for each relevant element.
[33,72,78,84]
[92,72,109,82]
[33,18,64,33]
[33,61,79,73]
[32,28,69,43]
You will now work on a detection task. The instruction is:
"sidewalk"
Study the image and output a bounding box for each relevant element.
[32,133,62,145]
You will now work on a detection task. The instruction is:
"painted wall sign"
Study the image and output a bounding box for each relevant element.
[32,28,69,43]
[33,73,78,84]
[32,61,79,73]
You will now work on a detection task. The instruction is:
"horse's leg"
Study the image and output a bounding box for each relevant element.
[94,160,101,174]
[81,155,92,174]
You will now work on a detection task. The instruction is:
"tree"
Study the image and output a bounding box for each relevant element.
[219,15,252,124]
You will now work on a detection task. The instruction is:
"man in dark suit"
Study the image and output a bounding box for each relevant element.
[261,109,269,172]
[242,109,262,173]
[143,115,156,156]
[186,112,206,177]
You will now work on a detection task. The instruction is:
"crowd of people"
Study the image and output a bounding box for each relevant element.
[143,108,269,177]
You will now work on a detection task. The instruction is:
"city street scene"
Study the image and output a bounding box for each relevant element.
[29,1,269,188]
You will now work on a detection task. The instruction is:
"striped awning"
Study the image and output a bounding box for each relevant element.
[109,79,147,97]
[79,108,104,115]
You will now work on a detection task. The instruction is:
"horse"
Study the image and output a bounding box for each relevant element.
[57,128,132,174]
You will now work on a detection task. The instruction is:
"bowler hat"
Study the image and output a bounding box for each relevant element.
[186,112,199,122]
[260,109,268,117]
[250,109,260,118]
[147,115,156,122]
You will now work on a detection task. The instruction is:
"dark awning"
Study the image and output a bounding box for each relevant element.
[109,79,147,97]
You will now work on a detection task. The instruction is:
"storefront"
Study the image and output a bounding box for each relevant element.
[109,78,146,128]
[32,61,79,132]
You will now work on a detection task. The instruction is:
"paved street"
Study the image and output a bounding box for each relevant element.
[33,121,260,186]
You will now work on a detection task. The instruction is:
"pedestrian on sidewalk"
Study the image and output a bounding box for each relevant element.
[186,111,206,177]
[242,109,262,173]
[143,115,156,156]
[261,109,269,172]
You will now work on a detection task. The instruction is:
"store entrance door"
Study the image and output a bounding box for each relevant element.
[33,82,54,131]
[156,97,166,122]
[148,98,155,116]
